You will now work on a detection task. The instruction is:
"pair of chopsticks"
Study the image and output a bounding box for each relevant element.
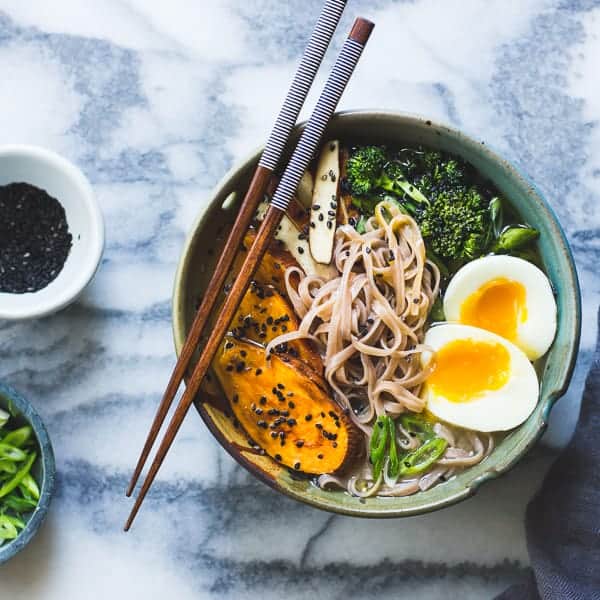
[125,1,374,530]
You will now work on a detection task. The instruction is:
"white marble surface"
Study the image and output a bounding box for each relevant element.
[0,1,598,598]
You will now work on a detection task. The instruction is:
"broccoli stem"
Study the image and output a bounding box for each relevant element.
[377,173,429,207]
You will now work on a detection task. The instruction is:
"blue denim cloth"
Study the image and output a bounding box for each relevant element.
[498,309,600,599]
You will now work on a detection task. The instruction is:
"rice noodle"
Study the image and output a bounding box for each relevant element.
[270,200,495,497]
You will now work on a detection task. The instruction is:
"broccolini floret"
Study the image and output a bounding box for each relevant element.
[419,186,492,261]
[346,146,429,208]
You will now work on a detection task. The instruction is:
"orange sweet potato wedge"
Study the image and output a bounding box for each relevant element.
[235,229,297,296]
[230,281,323,375]
[212,337,360,474]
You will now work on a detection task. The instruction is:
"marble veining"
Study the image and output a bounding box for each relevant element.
[0,1,598,598]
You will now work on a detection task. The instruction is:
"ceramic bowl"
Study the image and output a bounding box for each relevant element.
[0,382,56,563]
[173,111,581,517]
[0,145,104,320]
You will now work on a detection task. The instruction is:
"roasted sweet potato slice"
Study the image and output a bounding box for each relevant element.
[230,282,323,375]
[236,230,297,295]
[212,337,360,474]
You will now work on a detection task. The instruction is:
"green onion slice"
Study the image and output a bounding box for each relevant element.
[0,452,36,498]
[0,515,18,540]
[19,474,40,501]
[0,442,27,462]
[2,426,33,449]
[0,409,9,430]
[3,493,37,513]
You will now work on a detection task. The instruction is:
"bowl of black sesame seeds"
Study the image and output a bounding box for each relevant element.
[0,145,104,320]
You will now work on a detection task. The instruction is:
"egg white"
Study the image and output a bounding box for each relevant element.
[443,255,556,360]
[421,324,539,432]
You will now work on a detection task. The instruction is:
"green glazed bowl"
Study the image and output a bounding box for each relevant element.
[173,111,581,517]
[0,382,56,562]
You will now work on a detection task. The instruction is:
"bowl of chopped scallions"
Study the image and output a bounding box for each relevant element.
[0,382,55,564]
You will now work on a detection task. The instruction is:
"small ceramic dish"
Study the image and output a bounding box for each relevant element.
[0,145,104,320]
[173,111,581,517]
[0,382,56,564]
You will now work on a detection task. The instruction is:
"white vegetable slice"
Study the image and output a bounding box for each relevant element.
[255,201,336,279]
[296,171,314,209]
[309,140,339,264]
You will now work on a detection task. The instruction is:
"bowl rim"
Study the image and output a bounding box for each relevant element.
[0,381,56,563]
[172,109,581,517]
[0,144,105,320]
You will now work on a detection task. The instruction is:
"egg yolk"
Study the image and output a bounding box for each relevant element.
[459,278,527,342]
[427,339,511,403]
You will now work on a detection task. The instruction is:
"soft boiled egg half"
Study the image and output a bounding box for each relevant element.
[421,324,539,431]
[443,255,556,360]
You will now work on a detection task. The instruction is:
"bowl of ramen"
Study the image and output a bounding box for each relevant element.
[173,111,581,517]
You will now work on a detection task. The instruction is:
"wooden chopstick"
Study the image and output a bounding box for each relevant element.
[124,17,374,531]
[125,0,348,498]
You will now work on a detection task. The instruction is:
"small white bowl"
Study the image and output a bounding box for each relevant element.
[0,145,104,320]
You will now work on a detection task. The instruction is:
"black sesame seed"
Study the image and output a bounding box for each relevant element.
[294,462,301,470]
[305,414,312,421]
[327,221,332,229]
[288,401,295,409]
[275,454,282,461]
[318,213,324,222]
[255,368,263,376]
[259,396,267,405]
[317,454,324,460]
[295,440,304,448]
[225,341,233,349]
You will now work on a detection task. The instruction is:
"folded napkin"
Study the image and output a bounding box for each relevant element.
[498,308,600,599]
